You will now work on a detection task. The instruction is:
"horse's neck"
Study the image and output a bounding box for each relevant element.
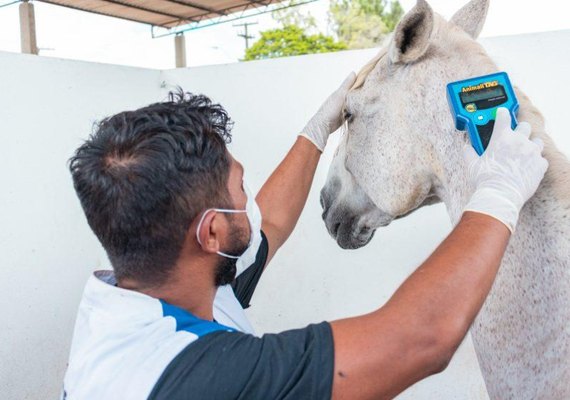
[433,89,570,284]
[436,89,570,231]
[434,92,570,396]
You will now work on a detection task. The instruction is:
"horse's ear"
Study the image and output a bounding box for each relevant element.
[450,0,490,39]
[389,0,434,64]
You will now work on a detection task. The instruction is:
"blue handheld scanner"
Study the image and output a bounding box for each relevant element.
[447,72,519,155]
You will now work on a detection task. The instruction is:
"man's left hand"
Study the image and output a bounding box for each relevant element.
[299,72,356,152]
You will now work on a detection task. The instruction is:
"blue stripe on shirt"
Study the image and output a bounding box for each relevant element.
[160,300,235,337]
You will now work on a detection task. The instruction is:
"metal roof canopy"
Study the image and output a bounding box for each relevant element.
[36,1,314,32]
[16,0,318,67]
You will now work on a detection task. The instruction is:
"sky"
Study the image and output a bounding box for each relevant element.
[0,0,568,69]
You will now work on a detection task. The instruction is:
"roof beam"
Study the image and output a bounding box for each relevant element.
[162,0,227,16]
[153,0,317,35]
[97,0,195,23]
[39,0,166,26]
[39,0,311,30]
[183,0,272,22]
[247,0,274,5]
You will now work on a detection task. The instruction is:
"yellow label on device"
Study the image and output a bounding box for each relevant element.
[461,80,499,93]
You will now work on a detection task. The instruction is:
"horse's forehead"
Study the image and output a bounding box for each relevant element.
[353,58,423,98]
[348,87,380,111]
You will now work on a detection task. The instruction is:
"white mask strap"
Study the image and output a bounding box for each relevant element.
[195,208,247,251]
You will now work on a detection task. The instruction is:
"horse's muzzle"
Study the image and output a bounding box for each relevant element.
[321,192,378,249]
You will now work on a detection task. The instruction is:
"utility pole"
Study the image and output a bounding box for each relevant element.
[20,0,38,55]
[174,33,187,68]
[233,22,258,50]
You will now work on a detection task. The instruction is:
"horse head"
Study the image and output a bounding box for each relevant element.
[321,0,497,249]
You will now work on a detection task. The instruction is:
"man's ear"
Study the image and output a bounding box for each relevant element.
[450,0,490,39]
[195,211,220,254]
[389,0,434,64]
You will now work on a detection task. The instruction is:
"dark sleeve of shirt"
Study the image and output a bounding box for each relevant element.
[231,230,269,309]
[148,322,334,400]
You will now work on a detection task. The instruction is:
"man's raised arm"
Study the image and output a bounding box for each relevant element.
[256,73,356,265]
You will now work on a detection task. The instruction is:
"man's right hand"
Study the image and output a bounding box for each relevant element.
[463,108,548,232]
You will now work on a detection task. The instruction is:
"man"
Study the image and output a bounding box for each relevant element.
[63,73,547,399]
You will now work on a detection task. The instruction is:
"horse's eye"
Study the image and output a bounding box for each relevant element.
[343,110,353,122]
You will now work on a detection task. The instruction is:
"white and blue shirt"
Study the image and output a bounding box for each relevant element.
[62,232,334,400]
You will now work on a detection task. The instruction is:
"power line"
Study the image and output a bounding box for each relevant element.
[151,0,318,38]
[0,0,21,9]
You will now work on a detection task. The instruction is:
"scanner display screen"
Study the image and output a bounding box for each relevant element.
[460,86,506,104]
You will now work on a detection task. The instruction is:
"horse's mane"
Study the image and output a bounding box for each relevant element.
[351,48,388,91]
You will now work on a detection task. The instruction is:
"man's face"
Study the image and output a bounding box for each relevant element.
[214,155,251,286]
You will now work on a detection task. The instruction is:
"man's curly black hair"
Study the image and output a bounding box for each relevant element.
[69,91,234,287]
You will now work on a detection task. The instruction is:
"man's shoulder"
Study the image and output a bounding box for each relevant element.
[63,274,236,400]
[149,322,335,400]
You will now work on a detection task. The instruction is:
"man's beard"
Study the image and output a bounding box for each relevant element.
[214,220,249,287]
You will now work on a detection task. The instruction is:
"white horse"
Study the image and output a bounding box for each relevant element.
[320,0,570,398]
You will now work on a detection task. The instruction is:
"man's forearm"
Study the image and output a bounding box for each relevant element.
[255,73,354,263]
[256,136,321,255]
[386,211,510,348]
[331,212,511,400]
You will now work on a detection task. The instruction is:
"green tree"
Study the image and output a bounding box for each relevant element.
[380,1,404,31]
[244,25,347,61]
[330,0,404,49]
[272,0,317,31]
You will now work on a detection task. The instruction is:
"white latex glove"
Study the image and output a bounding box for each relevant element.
[299,72,357,152]
[463,108,548,232]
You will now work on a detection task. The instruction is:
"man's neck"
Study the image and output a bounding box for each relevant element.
[151,284,217,321]
[119,264,217,322]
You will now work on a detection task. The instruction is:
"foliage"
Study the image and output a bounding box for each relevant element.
[243,25,347,61]
[243,0,404,60]
[355,0,404,31]
[272,0,318,31]
[330,0,404,49]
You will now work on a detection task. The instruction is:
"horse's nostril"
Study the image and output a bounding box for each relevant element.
[320,193,330,220]
[320,192,328,210]
[331,222,341,236]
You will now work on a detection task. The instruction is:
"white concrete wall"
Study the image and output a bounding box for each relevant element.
[0,53,162,399]
[1,29,568,399]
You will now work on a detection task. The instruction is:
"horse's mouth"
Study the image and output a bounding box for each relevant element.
[335,228,377,250]
[321,190,395,250]
[332,216,392,250]
[334,199,440,249]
